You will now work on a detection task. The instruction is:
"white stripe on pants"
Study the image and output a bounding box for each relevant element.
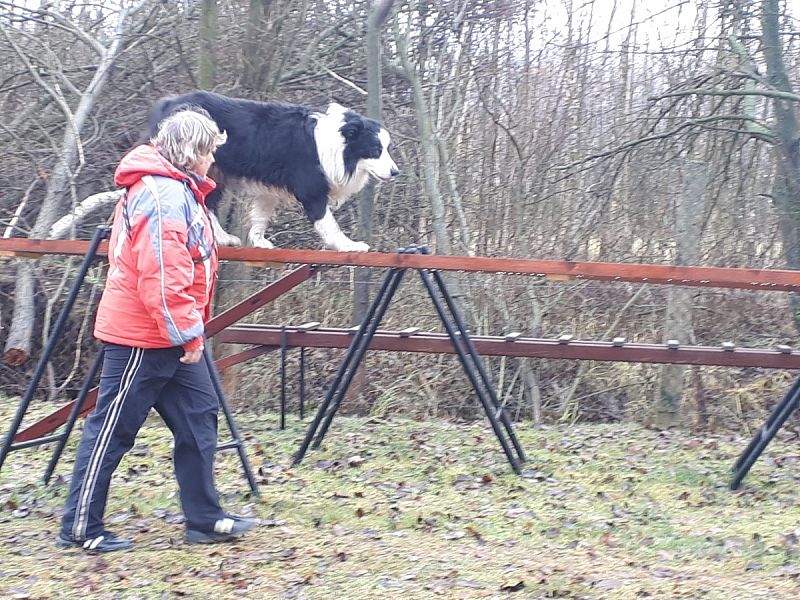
[72,347,143,539]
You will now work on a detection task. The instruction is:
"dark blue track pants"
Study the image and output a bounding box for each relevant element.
[60,343,225,540]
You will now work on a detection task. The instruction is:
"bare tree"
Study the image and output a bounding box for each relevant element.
[760,0,800,323]
[391,2,450,256]
[2,1,146,365]
[199,0,218,89]
[657,160,707,428]
[353,0,394,324]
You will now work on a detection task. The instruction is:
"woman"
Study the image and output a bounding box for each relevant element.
[57,108,256,552]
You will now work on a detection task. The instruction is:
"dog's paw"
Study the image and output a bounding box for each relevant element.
[331,240,370,253]
[217,233,242,247]
[250,236,275,249]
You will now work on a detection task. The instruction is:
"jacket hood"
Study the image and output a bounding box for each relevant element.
[114,144,216,202]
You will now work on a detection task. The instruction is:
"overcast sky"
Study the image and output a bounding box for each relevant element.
[542,0,699,49]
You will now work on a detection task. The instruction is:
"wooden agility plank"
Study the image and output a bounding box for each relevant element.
[216,325,800,369]
[242,260,285,269]
[3,238,800,291]
[0,251,41,259]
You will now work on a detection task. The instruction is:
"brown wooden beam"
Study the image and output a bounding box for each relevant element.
[216,345,278,370]
[205,265,317,336]
[0,238,102,258]
[217,325,800,370]
[2,238,800,291]
[13,388,98,444]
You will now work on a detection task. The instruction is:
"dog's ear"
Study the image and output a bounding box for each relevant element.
[340,118,364,141]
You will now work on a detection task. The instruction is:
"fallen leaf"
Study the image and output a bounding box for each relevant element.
[499,579,525,592]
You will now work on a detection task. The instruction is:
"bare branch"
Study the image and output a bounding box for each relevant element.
[48,190,123,239]
[3,177,40,238]
[650,87,800,102]
[555,114,775,172]
[321,65,367,95]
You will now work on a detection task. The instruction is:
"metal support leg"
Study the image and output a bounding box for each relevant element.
[429,268,527,464]
[311,268,406,450]
[730,376,800,489]
[203,348,260,496]
[43,347,105,484]
[280,326,288,430]
[299,347,306,420]
[418,268,524,474]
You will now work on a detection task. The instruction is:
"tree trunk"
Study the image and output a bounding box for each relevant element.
[241,0,271,92]
[199,0,218,89]
[760,0,800,330]
[395,27,450,256]
[656,160,707,428]
[392,11,472,325]
[350,1,395,406]
[353,0,394,325]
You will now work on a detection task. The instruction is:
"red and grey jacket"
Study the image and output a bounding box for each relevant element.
[93,144,219,352]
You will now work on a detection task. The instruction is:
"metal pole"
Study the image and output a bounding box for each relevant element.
[310,267,406,449]
[299,347,306,420]
[280,326,287,430]
[203,347,260,496]
[43,346,105,483]
[430,268,527,463]
[732,375,800,473]
[730,380,800,489]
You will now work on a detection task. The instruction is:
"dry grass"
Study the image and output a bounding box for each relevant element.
[2,400,800,599]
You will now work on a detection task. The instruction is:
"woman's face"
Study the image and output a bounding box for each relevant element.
[193,150,215,178]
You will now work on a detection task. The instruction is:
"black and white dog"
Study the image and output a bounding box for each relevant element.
[146,91,399,251]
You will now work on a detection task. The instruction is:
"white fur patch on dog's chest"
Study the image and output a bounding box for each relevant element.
[327,172,368,210]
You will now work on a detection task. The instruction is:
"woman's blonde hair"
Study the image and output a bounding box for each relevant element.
[150,107,227,173]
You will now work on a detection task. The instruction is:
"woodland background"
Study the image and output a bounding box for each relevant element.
[1,0,799,430]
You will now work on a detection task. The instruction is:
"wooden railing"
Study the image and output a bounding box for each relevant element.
[1,238,799,291]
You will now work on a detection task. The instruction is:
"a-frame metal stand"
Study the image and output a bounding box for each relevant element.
[0,226,259,496]
[730,376,800,489]
[0,226,109,476]
[292,245,527,474]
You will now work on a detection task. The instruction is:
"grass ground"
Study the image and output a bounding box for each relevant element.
[1,403,800,600]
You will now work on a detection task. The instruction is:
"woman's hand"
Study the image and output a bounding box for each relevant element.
[180,346,204,364]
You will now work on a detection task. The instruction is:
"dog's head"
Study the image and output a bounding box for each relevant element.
[326,104,399,182]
